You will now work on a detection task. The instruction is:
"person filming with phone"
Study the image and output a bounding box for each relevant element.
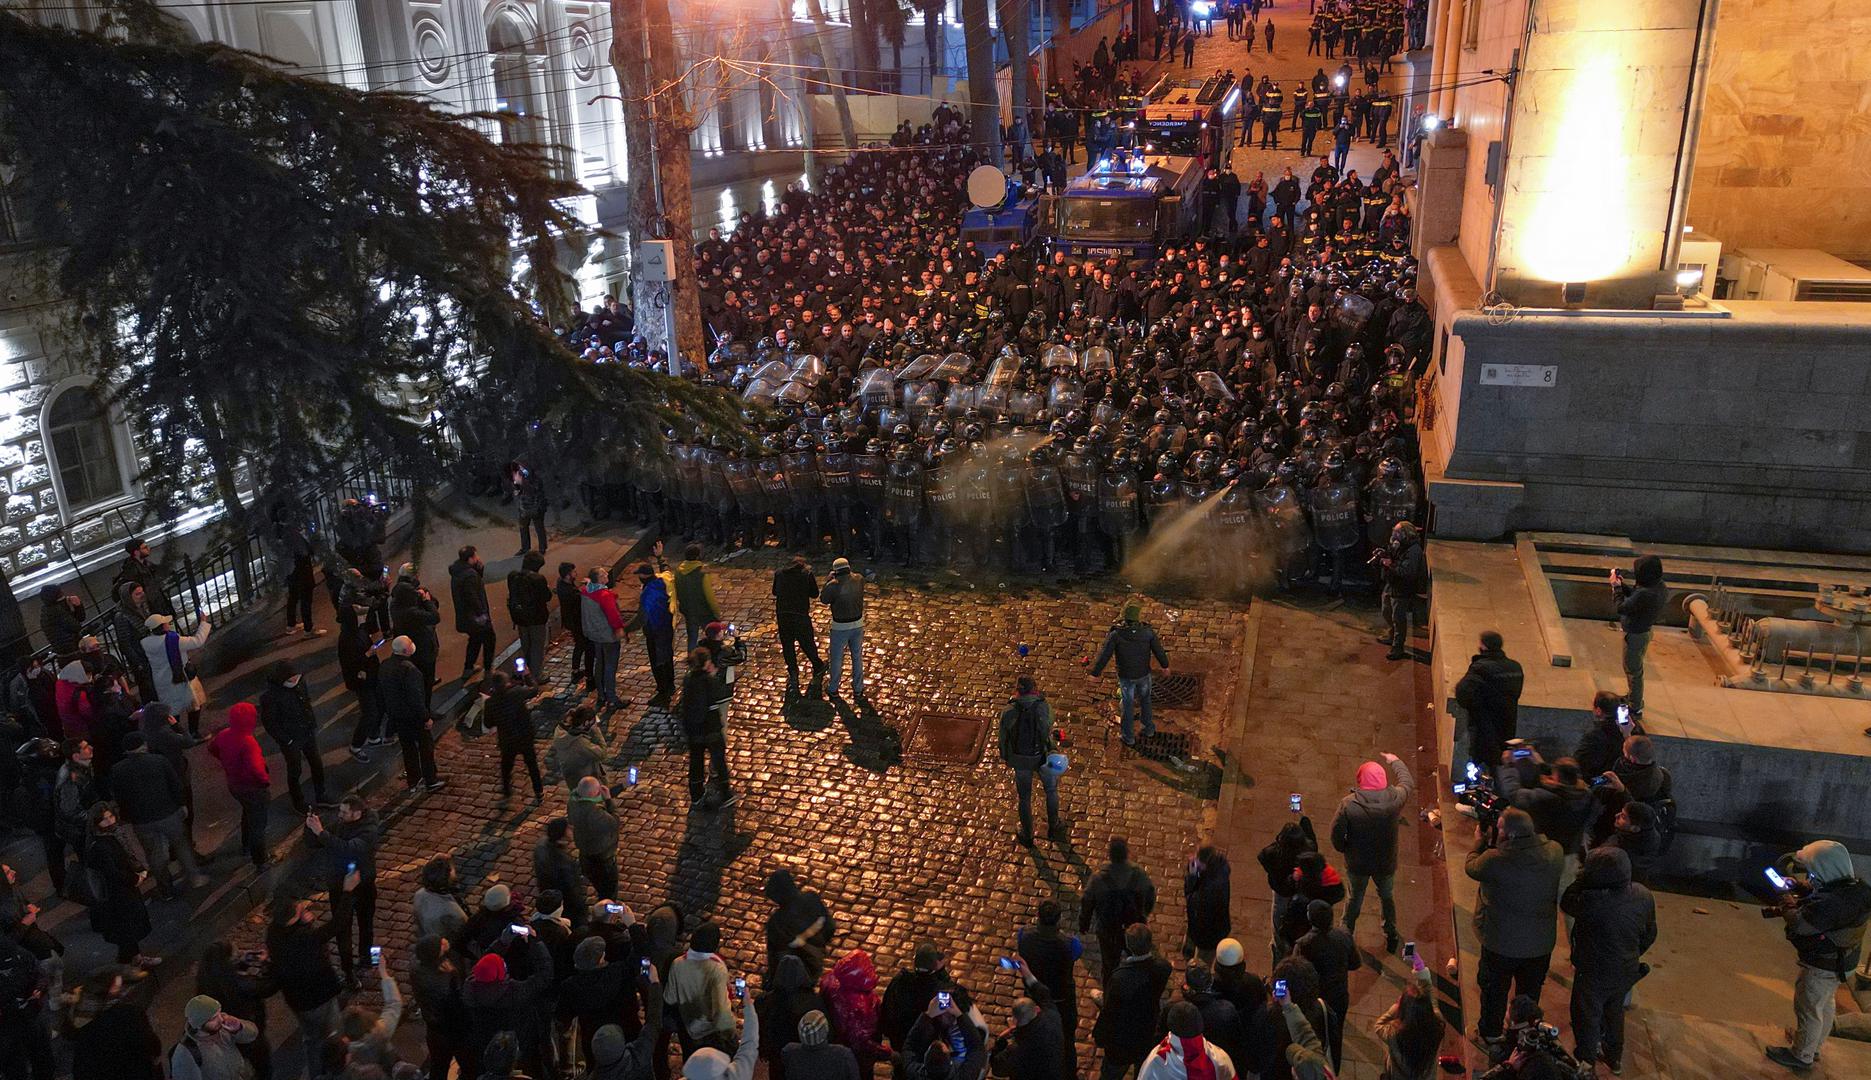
[1608,555,1667,720]
[1761,840,1871,1072]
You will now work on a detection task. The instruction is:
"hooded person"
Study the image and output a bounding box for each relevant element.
[1559,847,1656,1072]
[819,949,889,1072]
[757,954,826,1080]
[1139,1000,1236,1080]
[462,934,556,1076]
[764,869,837,985]
[1766,839,1871,1070]
[1258,817,1319,961]
[55,659,96,743]
[1614,555,1667,717]
[207,703,272,866]
[258,659,327,813]
[1329,752,1415,951]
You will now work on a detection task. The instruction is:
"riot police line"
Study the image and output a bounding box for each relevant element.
[588,348,1421,598]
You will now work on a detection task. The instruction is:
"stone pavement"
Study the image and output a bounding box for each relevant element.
[215,549,1248,1074]
[1214,594,1453,1075]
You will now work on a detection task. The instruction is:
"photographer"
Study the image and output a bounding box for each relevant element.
[1478,996,1588,1080]
[1608,556,1666,720]
[1763,840,1871,1071]
[1464,807,1563,1054]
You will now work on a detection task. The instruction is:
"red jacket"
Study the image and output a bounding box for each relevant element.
[209,702,271,794]
[54,671,92,742]
[820,949,887,1061]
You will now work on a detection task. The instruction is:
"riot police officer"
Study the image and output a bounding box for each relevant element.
[884,444,926,564]
[819,438,855,555]
[1098,449,1141,570]
[1364,455,1419,552]
[1213,468,1263,598]
[854,438,888,560]
[1062,436,1103,574]
[1025,445,1069,575]
[784,436,822,549]
[1256,462,1312,591]
[1308,448,1363,595]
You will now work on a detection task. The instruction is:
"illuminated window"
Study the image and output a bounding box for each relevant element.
[45,384,129,512]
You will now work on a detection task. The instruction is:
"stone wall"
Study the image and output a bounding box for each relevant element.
[1423,300,1871,552]
[1685,0,1871,258]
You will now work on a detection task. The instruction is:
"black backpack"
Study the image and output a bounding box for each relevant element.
[1096,868,1148,928]
[1010,698,1048,759]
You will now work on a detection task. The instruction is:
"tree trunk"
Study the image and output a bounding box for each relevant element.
[1047,0,1072,86]
[610,0,706,371]
[849,0,878,90]
[777,0,822,187]
[998,0,1033,148]
[960,0,1002,165]
[922,0,943,95]
[803,0,858,154]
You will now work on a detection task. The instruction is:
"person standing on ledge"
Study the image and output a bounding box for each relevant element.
[1610,556,1667,720]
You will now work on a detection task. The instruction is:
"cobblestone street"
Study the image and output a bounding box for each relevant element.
[239,551,1251,1060]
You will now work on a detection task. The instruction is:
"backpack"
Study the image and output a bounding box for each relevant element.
[1010,698,1048,759]
[1096,867,1148,928]
[169,1035,205,1078]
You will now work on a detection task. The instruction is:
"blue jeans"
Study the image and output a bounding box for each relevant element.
[828,626,864,697]
[1012,764,1061,839]
[593,640,621,704]
[1119,676,1155,740]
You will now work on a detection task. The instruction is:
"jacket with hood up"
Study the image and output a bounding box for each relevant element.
[208,703,270,795]
[1779,839,1871,974]
[1330,757,1416,876]
[1617,556,1668,635]
[1560,848,1656,981]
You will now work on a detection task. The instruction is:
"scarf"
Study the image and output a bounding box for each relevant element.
[164,630,187,685]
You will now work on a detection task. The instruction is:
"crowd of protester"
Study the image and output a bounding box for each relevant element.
[3,22,1867,1079]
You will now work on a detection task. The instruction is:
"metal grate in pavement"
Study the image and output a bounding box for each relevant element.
[1123,729,1195,764]
[1151,670,1206,711]
[902,712,993,765]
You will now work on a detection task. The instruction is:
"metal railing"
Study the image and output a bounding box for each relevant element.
[9,450,431,668]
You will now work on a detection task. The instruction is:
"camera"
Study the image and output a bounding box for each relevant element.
[1457,777,1503,836]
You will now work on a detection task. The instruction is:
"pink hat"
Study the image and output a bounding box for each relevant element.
[1356,762,1388,791]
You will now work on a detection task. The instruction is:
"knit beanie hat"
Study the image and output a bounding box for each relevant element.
[1356,761,1388,790]
[470,954,508,983]
[592,1025,629,1066]
[185,995,221,1030]
[683,1047,734,1080]
[482,884,512,911]
[1122,602,1142,622]
[575,936,608,971]
[799,1010,830,1046]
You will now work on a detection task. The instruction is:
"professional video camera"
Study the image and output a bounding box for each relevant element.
[1477,1021,1595,1080]
[1452,760,1503,835]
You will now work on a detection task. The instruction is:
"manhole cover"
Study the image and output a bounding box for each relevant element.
[1152,671,1205,711]
[1123,729,1195,764]
[903,712,992,765]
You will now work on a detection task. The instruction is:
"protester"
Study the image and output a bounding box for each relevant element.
[819,559,867,702]
[483,671,544,799]
[559,560,595,690]
[266,889,352,1080]
[987,958,1064,1080]
[1080,837,1157,982]
[1182,845,1232,964]
[583,566,628,709]
[507,550,553,684]
[168,994,260,1080]
[381,637,443,792]
[675,544,724,651]
[999,675,1064,846]
[449,546,497,683]
[1329,750,1414,952]
[1089,603,1170,746]
[680,647,735,809]
[547,705,607,790]
[304,793,380,982]
[625,562,678,706]
[1464,806,1563,1051]
[764,868,836,985]
[414,856,468,941]
[206,702,272,867]
[1611,556,1667,718]
[258,658,328,814]
[1091,924,1173,1080]
[773,554,826,700]
[193,941,278,1080]
[1454,631,1524,771]
[1560,848,1656,1073]
[571,775,622,901]
[139,613,211,735]
[1016,900,1083,1080]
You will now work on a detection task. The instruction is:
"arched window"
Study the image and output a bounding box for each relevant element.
[488,9,549,150]
[44,384,128,513]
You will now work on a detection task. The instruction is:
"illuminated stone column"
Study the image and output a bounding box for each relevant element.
[1492,0,1712,309]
